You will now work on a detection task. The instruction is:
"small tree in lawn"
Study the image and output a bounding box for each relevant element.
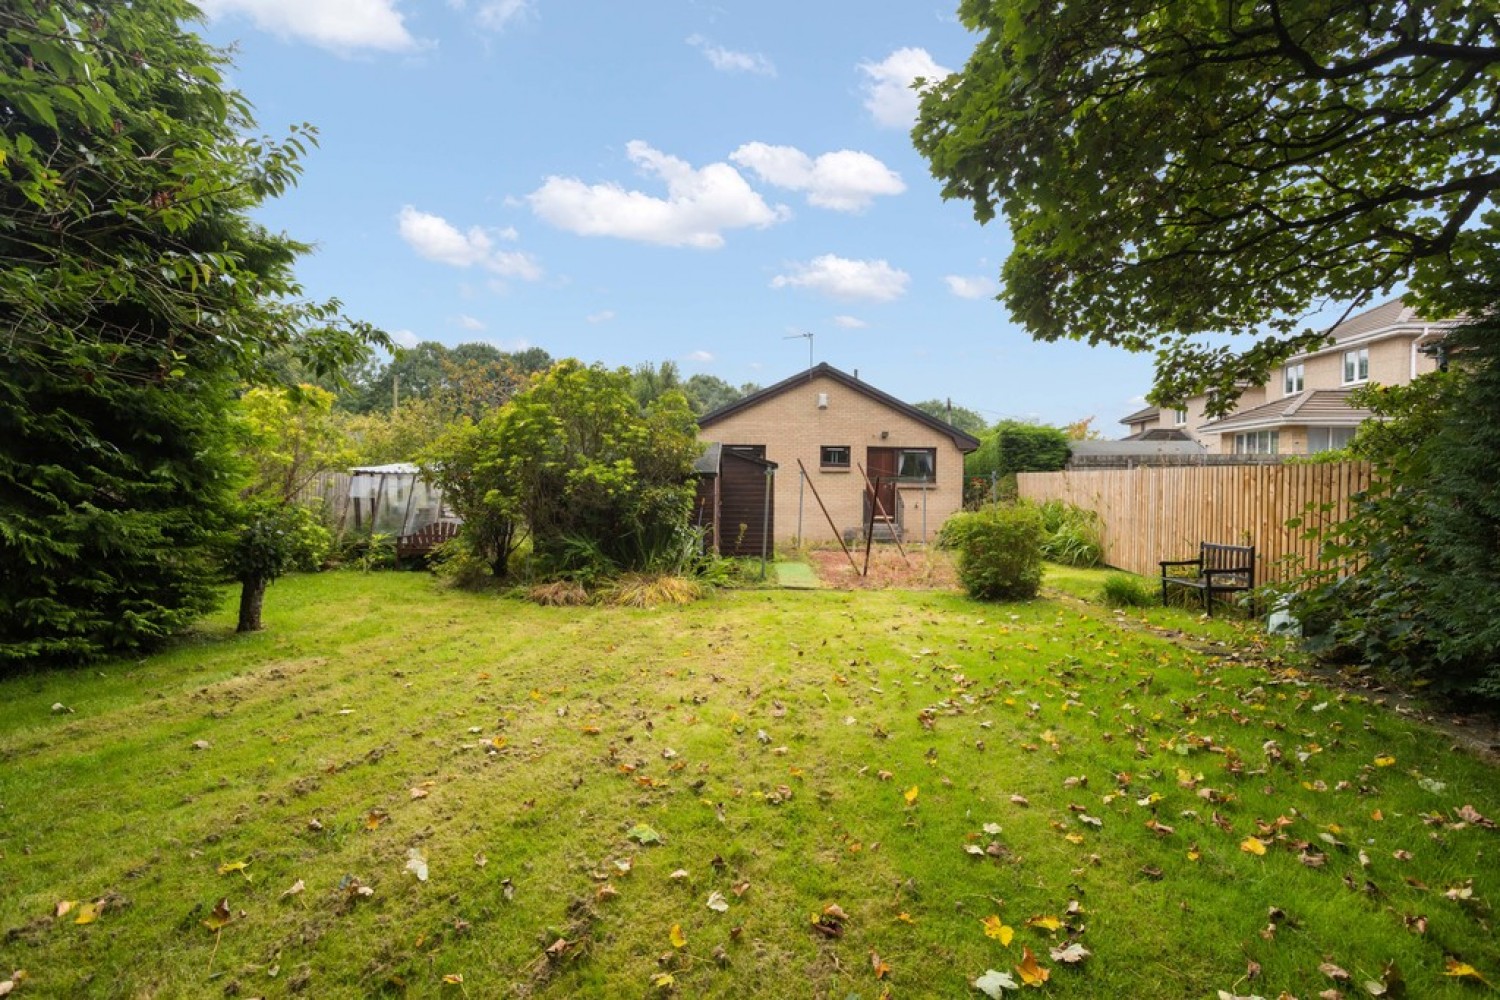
[225,504,299,632]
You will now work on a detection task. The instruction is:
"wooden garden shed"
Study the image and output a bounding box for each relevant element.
[692,443,777,559]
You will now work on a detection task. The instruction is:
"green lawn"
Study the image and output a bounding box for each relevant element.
[0,569,1496,998]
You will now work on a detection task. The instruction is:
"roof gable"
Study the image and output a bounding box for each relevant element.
[699,363,982,452]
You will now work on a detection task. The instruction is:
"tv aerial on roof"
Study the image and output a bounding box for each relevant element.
[784,330,813,369]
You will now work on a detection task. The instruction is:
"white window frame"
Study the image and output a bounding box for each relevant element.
[896,448,936,482]
[1233,430,1280,455]
[819,445,851,469]
[1343,348,1369,384]
[1283,364,1305,395]
[1174,408,1188,426]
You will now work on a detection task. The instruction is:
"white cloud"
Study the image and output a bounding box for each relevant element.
[390,328,420,348]
[771,254,909,302]
[528,141,789,249]
[586,309,616,324]
[455,314,486,331]
[729,143,904,212]
[832,314,868,329]
[685,350,715,362]
[397,206,544,281]
[860,47,952,128]
[199,0,419,52]
[447,0,531,30]
[944,275,995,300]
[686,35,776,76]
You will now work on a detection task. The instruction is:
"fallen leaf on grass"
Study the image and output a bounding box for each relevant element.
[1240,837,1268,856]
[981,915,1014,945]
[54,900,75,918]
[731,880,750,897]
[627,824,663,845]
[1010,794,1030,807]
[1320,962,1351,981]
[74,901,102,925]
[668,869,690,881]
[201,897,233,931]
[1444,958,1489,984]
[217,860,251,878]
[1374,755,1396,767]
[595,883,619,902]
[409,786,430,800]
[1456,804,1496,829]
[1016,946,1050,986]
[975,968,1019,996]
[811,903,848,938]
[442,973,464,985]
[405,848,429,882]
[669,924,686,949]
[904,786,919,805]
[652,972,675,989]
[706,891,728,913]
[1025,915,1061,932]
[281,879,305,899]
[1049,942,1090,964]
[871,950,891,979]
[0,972,26,996]
[365,810,388,830]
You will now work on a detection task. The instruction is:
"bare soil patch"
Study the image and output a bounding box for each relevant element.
[803,545,959,590]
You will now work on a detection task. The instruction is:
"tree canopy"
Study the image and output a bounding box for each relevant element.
[0,0,379,662]
[912,399,989,438]
[915,0,1500,409]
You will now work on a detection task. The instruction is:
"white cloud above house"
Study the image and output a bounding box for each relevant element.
[390,328,420,348]
[455,314,486,331]
[859,47,952,128]
[397,206,544,281]
[528,141,790,249]
[771,255,909,302]
[729,143,904,212]
[832,314,868,329]
[199,0,420,52]
[685,350,715,362]
[687,35,776,76]
[944,274,995,300]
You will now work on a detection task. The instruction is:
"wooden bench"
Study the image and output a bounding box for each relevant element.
[396,521,461,561]
[1159,542,1256,616]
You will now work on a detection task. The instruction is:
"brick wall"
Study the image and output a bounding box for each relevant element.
[700,372,967,545]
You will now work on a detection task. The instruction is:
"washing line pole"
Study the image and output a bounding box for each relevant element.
[795,459,860,574]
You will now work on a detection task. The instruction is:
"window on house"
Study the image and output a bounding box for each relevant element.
[820,445,850,469]
[897,448,936,481]
[1343,348,1369,384]
[1233,430,1280,455]
[1284,364,1305,394]
[1306,427,1356,454]
[1174,408,1188,426]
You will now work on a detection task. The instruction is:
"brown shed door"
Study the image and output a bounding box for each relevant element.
[865,447,898,519]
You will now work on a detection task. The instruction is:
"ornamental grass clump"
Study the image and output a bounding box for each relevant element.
[1100,572,1157,608]
[939,503,1044,601]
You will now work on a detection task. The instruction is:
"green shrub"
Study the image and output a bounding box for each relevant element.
[1037,500,1103,567]
[1100,573,1156,607]
[939,504,1044,601]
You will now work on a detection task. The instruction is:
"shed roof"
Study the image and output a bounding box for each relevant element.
[351,463,421,475]
[699,362,982,452]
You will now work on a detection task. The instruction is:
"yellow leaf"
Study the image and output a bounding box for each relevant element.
[217,860,250,877]
[490,736,507,749]
[442,973,465,984]
[670,923,686,949]
[1063,832,1085,845]
[652,973,675,989]
[1016,946,1050,987]
[896,912,914,924]
[1444,958,1489,983]
[365,810,388,830]
[74,901,101,925]
[1371,809,1383,821]
[904,786,919,805]
[870,949,892,979]
[1187,846,1202,862]
[1374,755,1396,767]
[982,915,1014,946]
[1240,837,1268,856]
[1026,915,1061,932]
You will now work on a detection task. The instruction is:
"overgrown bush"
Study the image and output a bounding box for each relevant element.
[939,503,1044,601]
[964,421,1071,481]
[1100,573,1156,608]
[1037,500,1103,567]
[601,574,703,607]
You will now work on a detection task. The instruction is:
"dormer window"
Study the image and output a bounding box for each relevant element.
[1174,408,1187,426]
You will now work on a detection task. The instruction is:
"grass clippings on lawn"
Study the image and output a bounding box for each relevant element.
[0,569,1497,999]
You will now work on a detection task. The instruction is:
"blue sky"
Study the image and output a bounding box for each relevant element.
[197,0,1163,430]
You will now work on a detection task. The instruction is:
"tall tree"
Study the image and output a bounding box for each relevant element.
[912,399,988,438]
[0,1,379,662]
[914,0,1500,409]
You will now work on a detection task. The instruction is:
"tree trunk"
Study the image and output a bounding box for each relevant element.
[237,576,267,633]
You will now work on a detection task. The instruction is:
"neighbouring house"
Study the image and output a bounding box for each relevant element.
[697,363,980,546]
[1117,298,1461,456]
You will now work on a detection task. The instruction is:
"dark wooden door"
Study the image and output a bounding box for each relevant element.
[865,447,898,520]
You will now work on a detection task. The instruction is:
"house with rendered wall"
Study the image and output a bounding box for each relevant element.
[697,363,979,547]
[1117,298,1461,455]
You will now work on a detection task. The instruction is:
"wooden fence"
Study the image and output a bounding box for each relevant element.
[1017,462,1372,586]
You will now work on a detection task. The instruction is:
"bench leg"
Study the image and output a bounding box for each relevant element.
[1203,587,1212,616]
